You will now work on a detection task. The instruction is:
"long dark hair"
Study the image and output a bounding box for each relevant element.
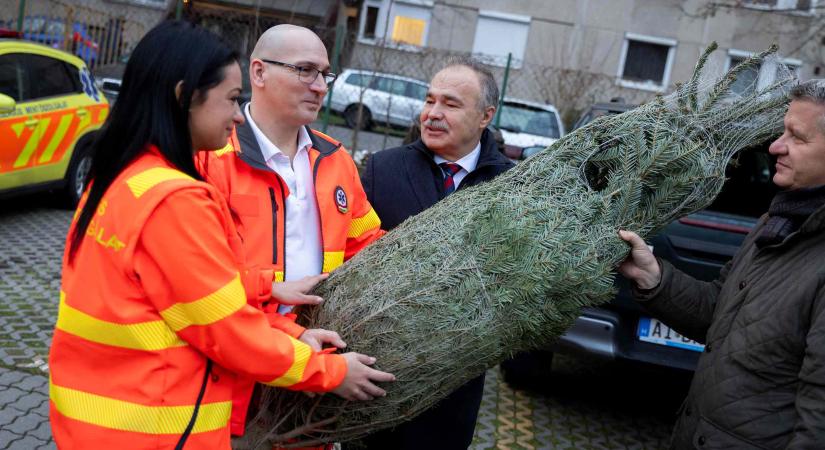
[68,20,239,262]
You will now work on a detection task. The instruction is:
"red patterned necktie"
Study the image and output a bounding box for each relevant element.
[439,162,462,195]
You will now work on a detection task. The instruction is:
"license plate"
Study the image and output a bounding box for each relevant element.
[637,317,705,352]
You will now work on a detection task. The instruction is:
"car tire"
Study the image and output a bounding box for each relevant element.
[344,104,372,130]
[499,350,555,388]
[63,134,95,207]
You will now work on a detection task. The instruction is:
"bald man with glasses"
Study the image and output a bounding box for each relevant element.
[197,25,389,444]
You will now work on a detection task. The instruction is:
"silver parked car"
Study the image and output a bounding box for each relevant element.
[325,69,429,130]
[496,98,565,150]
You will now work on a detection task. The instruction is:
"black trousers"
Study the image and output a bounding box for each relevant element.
[356,373,486,450]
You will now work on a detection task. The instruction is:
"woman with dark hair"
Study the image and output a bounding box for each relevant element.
[48,21,393,449]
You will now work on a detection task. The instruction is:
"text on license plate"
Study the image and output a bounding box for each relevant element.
[637,317,705,352]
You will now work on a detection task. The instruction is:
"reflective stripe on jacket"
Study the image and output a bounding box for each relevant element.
[198,123,384,436]
[49,148,346,449]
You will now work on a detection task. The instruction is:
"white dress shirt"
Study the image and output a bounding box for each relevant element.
[433,142,481,189]
[245,105,322,313]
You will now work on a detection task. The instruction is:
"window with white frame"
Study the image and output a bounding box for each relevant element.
[362,3,380,39]
[727,54,761,96]
[741,0,815,11]
[471,10,530,68]
[617,34,677,92]
[726,50,801,96]
[358,0,433,48]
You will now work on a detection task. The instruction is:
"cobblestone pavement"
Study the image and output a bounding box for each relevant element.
[469,357,688,449]
[0,368,54,449]
[0,194,688,449]
[0,195,65,450]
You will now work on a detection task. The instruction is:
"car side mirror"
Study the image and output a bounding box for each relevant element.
[0,93,15,115]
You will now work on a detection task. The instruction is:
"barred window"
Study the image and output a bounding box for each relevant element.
[622,41,669,84]
[617,34,677,92]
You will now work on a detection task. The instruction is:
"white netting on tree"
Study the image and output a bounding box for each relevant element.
[241,43,796,448]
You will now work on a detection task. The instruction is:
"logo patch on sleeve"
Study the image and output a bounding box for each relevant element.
[334,186,348,213]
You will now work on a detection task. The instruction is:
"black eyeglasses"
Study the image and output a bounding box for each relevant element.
[260,59,337,85]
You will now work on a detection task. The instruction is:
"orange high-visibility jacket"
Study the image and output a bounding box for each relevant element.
[49,147,347,450]
[198,125,384,435]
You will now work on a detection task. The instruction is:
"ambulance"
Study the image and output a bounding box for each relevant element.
[0,39,108,205]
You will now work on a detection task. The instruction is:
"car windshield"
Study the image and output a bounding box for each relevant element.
[23,17,46,33]
[45,21,64,36]
[707,146,777,218]
[498,103,560,138]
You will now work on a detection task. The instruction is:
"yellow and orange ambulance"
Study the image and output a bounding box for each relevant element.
[0,39,108,204]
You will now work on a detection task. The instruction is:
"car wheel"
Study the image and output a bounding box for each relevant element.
[499,350,555,388]
[344,104,372,130]
[64,135,95,207]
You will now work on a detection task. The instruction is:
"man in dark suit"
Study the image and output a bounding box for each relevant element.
[360,57,513,449]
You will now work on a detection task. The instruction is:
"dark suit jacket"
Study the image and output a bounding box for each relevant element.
[359,128,513,450]
[363,128,514,232]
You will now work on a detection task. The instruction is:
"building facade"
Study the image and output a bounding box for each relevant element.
[349,0,818,121]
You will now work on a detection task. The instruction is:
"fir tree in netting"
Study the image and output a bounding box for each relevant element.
[246,43,795,447]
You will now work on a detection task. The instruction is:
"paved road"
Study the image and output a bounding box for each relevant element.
[0,192,690,449]
[311,121,404,151]
[316,123,404,153]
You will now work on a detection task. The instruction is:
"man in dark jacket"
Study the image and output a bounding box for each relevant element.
[360,57,513,449]
[619,79,825,449]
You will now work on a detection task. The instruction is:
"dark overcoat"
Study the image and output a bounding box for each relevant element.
[359,128,513,449]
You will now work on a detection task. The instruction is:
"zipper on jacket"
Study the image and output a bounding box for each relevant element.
[274,176,289,276]
[175,359,212,450]
[312,153,326,269]
[280,183,287,277]
[268,187,278,265]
